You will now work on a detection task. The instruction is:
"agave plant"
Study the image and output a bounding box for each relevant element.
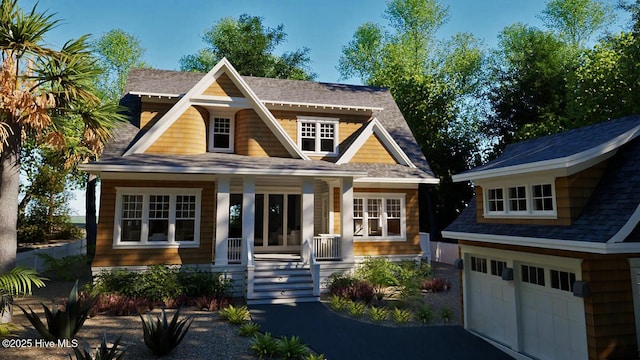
[18,280,97,340]
[140,307,193,356]
[71,333,126,360]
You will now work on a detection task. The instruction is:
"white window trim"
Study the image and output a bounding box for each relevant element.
[483,181,558,219]
[208,112,235,153]
[113,187,202,249]
[353,193,406,242]
[296,116,339,156]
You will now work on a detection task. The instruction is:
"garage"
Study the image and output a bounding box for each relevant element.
[463,250,588,359]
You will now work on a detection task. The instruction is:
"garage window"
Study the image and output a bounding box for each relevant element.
[522,265,545,286]
[471,256,487,273]
[550,269,576,292]
[491,260,507,277]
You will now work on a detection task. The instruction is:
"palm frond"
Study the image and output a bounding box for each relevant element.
[0,266,46,297]
[0,0,59,58]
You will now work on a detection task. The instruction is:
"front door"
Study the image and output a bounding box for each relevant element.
[254,193,301,252]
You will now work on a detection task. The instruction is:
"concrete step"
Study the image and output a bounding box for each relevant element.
[254,282,313,292]
[247,296,320,305]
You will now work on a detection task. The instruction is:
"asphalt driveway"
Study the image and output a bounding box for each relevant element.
[250,302,513,360]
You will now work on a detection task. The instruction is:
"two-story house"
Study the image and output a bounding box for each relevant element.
[80,59,439,304]
[443,115,640,360]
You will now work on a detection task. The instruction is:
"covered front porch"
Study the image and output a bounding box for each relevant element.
[212,174,357,266]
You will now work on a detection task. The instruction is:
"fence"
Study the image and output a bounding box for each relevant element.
[16,239,87,272]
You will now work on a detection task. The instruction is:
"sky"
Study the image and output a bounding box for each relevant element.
[16,0,630,214]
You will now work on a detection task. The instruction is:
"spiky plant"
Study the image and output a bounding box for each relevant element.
[238,322,261,337]
[278,335,310,360]
[218,304,251,324]
[139,307,193,356]
[251,332,280,359]
[19,280,96,340]
[71,333,126,360]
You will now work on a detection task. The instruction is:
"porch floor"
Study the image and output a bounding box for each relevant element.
[254,253,302,262]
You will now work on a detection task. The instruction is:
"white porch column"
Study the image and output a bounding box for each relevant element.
[301,178,315,262]
[340,177,354,262]
[242,176,255,266]
[214,175,230,265]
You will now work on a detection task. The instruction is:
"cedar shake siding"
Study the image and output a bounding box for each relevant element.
[350,134,398,164]
[93,180,215,267]
[202,73,245,97]
[145,106,208,155]
[458,240,639,360]
[235,109,291,158]
[140,102,174,130]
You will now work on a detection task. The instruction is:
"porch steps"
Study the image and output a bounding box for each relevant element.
[246,262,319,305]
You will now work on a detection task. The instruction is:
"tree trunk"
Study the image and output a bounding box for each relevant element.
[85,173,97,260]
[0,125,22,273]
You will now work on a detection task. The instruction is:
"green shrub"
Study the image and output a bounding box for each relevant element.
[71,334,126,360]
[219,305,251,324]
[391,307,412,324]
[238,322,261,337]
[369,306,389,322]
[278,335,310,359]
[328,294,347,311]
[355,256,401,288]
[251,332,280,359]
[93,269,142,298]
[416,303,434,323]
[326,272,355,298]
[141,265,182,302]
[440,307,454,323]
[177,269,232,298]
[19,280,97,340]
[140,308,193,356]
[346,301,367,318]
[36,253,87,281]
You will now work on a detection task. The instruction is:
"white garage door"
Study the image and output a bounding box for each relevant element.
[519,264,588,360]
[466,256,514,346]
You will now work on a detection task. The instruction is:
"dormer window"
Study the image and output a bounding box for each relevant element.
[209,116,234,152]
[297,116,339,156]
[484,182,556,218]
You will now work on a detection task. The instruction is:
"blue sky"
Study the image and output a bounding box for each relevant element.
[17,0,629,214]
[21,0,629,85]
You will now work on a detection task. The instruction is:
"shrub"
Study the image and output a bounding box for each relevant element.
[416,303,434,323]
[355,257,401,288]
[346,301,367,318]
[440,307,454,323]
[177,269,232,298]
[36,253,87,281]
[391,307,412,324]
[278,335,310,360]
[328,294,347,311]
[326,273,375,303]
[396,260,432,297]
[369,306,389,322]
[349,280,375,303]
[140,265,182,302]
[326,272,355,298]
[19,280,97,340]
[93,269,142,298]
[219,305,251,324]
[193,295,229,311]
[422,277,451,292]
[71,334,126,360]
[238,322,261,337]
[251,332,280,359]
[140,308,193,356]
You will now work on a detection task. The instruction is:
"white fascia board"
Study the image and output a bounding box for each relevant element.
[453,124,640,182]
[355,177,439,185]
[441,230,640,255]
[189,95,251,108]
[129,91,182,98]
[336,118,416,168]
[78,163,368,178]
[262,99,384,113]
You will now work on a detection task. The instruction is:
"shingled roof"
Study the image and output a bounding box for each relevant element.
[444,118,640,246]
[91,67,436,181]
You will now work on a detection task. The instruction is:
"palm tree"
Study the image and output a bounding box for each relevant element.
[0,0,124,272]
[0,266,45,335]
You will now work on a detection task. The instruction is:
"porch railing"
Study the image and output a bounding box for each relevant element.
[313,235,341,260]
[227,238,242,263]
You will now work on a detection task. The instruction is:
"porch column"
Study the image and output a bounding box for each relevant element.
[340,177,354,262]
[214,175,230,265]
[242,176,255,266]
[301,178,314,262]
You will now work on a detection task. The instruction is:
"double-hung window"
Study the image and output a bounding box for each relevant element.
[353,194,406,240]
[114,188,202,248]
[209,116,234,152]
[297,116,339,156]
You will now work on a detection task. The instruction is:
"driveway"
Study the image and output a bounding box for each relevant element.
[250,302,513,360]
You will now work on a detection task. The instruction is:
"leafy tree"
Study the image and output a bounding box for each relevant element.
[180,14,315,80]
[338,0,485,230]
[93,28,148,103]
[0,0,124,272]
[539,0,615,47]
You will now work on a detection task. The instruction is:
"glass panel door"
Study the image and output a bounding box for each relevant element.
[287,195,301,245]
[255,194,264,246]
[268,194,284,246]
